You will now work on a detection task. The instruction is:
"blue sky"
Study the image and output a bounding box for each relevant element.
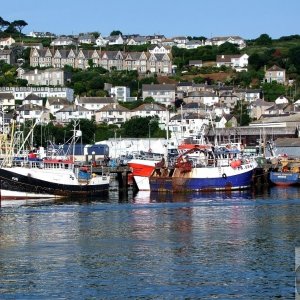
[2,0,300,39]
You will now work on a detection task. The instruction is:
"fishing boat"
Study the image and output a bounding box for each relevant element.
[0,121,110,200]
[149,145,257,192]
[127,151,165,191]
[269,155,300,186]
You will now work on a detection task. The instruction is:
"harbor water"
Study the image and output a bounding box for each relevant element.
[0,187,299,299]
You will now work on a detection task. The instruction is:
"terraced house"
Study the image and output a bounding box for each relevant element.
[30,48,173,74]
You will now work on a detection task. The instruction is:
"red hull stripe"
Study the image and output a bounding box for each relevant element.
[128,163,155,177]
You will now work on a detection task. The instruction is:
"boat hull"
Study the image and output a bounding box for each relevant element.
[269,171,300,186]
[0,168,109,200]
[150,162,256,192]
[128,159,158,191]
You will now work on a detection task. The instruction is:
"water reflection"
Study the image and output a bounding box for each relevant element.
[0,186,299,298]
[149,190,253,203]
[2,185,300,209]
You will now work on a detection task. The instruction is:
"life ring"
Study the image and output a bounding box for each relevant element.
[222,173,227,179]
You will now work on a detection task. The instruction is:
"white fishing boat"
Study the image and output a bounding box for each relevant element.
[0,121,110,201]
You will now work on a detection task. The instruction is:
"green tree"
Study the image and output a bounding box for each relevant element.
[262,82,286,101]
[288,46,300,73]
[0,17,10,31]
[95,123,119,142]
[218,42,240,54]
[144,96,155,103]
[232,101,251,126]
[248,53,266,71]
[73,82,87,95]
[110,30,122,36]
[255,34,272,46]
[121,116,165,138]
[4,23,18,34]
[11,20,28,35]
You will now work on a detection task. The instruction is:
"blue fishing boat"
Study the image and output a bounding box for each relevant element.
[269,171,300,186]
[269,156,300,186]
[149,145,257,192]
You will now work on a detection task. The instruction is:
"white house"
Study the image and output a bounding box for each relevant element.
[172,36,189,48]
[55,105,93,123]
[74,96,116,114]
[78,34,95,44]
[0,93,15,111]
[184,91,219,106]
[126,36,148,46]
[95,103,130,125]
[168,112,210,140]
[17,68,71,86]
[110,86,132,102]
[95,34,109,47]
[235,89,261,103]
[0,37,15,49]
[147,35,165,45]
[216,54,249,71]
[107,35,124,45]
[50,36,76,46]
[215,114,238,128]
[0,86,74,102]
[23,93,43,106]
[264,65,286,84]
[142,84,176,106]
[206,36,246,49]
[214,102,231,117]
[189,60,203,68]
[148,45,171,54]
[185,40,204,49]
[16,104,50,124]
[131,103,170,125]
[45,97,70,115]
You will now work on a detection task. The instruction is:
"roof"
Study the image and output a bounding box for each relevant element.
[0,49,12,55]
[142,84,176,91]
[98,104,130,112]
[251,113,300,124]
[267,65,285,72]
[182,102,206,110]
[265,103,289,111]
[25,93,43,100]
[235,88,261,93]
[187,91,217,97]
[47,97,70,105]
[275,138,300,147]
[177,82,193,87]
[216,54,244,62]
[222,114,236,121]
[0,93,14,99]
[251,99,274,107]
[132,103,166,112]
[209,36,244,42]
[170,112,206,121]
[77,97,116,104]
[23,68,64,75]
[189,60,202,65]
[17,104,48,111]
[56,105,90,113]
